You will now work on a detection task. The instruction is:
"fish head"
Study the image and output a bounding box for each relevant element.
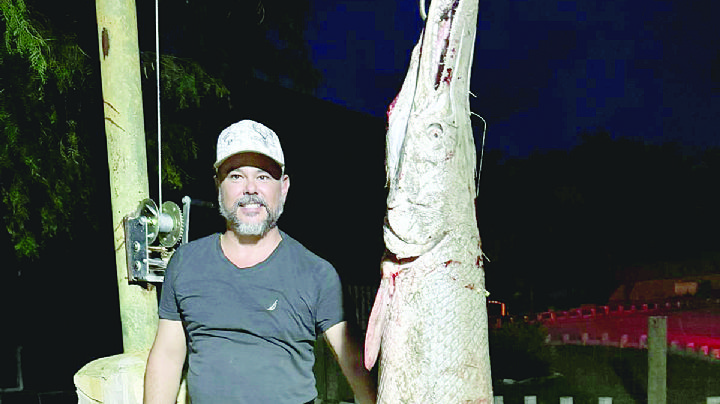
[383,0,478,259]
[384,120,461,257]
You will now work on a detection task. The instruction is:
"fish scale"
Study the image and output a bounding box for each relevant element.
[374,238,491,402]
[364,0,492,402]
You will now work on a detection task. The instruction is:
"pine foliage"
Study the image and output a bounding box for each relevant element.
[1,0,49,83]
[0,1,231,259]
[0,0,95,259]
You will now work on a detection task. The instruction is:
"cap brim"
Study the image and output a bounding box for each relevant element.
[215,152,284,180]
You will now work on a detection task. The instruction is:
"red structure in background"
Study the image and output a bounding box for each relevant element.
[535,299,720,360]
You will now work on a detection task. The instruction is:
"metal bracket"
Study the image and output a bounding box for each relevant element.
[124,214,168,283]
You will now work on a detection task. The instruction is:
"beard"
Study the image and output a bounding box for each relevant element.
[218,191,285,237]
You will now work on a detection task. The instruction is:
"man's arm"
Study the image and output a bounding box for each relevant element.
[144,319,187,404]
[324,321,377,404]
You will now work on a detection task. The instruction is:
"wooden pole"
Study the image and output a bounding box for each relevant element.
[648,316,667,404]
[95,0,157,353]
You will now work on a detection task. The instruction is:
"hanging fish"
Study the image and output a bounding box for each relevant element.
[364,0,493,402]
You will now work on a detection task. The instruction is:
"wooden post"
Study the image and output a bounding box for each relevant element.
[648,316,667,404]
[95,0,157,353]
[74,1,158,401]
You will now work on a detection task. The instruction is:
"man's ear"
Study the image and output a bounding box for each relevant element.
[281,174,290,198]
[214,173,221,189]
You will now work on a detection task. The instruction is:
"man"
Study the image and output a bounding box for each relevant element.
[144,120,376,404]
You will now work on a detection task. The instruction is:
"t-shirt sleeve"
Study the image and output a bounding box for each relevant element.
[315,263,345,335]
[158,247,183,321]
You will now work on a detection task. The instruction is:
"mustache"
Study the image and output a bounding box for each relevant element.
[233,194,268,210]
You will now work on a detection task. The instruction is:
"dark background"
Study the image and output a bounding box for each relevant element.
[1,0,719,395]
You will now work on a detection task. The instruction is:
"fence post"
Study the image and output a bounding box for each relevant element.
[648,316,667,404]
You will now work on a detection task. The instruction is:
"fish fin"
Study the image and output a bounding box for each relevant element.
[364,279,390,370]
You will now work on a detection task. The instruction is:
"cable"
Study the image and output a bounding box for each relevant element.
[155,0,162,211]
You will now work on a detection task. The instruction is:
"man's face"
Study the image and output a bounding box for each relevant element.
[217,153,289,237]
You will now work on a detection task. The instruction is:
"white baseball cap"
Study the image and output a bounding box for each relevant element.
[214,120,285,175]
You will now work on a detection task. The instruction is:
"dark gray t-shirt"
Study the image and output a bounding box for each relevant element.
[159,231,344,403]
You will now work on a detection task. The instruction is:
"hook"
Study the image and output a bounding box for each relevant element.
[419,0,428,21]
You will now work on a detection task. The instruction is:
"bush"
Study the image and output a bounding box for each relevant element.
[489,321,551,381]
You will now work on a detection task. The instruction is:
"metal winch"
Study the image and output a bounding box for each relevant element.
[123,197,191,283]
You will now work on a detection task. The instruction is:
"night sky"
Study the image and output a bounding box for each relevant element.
[305,0,719,157]
[2,0,719,395]
[300,0,720,311]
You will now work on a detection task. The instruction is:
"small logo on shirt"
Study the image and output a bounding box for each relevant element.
[266,299,278,311]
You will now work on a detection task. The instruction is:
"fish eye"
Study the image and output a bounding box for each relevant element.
[427,123,443,139]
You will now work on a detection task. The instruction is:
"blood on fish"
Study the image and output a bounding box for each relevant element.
[440,0,461,20]
[435,60,447,89]
[443,259,460,267]
[443,68,453,85]
[387,94,400,119]
[434,21,452,89]
[391,271,401,288]
[434,0,460,90]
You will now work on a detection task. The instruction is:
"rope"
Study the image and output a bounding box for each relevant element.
[155,0,162,211]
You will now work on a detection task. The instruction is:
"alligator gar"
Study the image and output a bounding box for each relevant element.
[364,0,493,402]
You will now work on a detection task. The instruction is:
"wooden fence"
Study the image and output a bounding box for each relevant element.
[313,396,720,403]
[493,397,720,404]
